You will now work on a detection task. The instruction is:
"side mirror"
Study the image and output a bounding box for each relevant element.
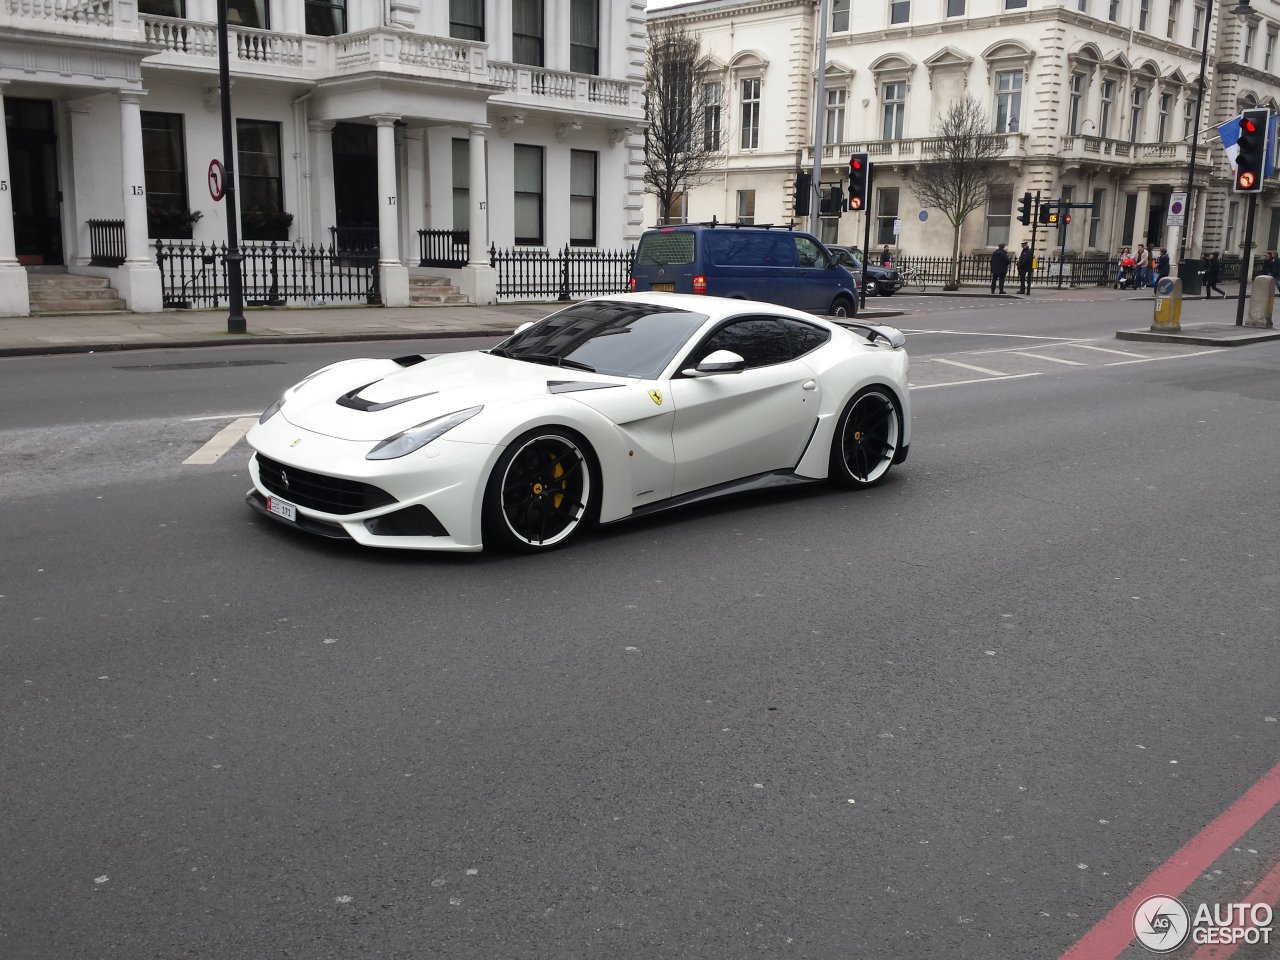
[682,349,746,377]
[513,321,536,335]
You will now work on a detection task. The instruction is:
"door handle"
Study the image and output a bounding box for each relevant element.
[802,380,817,391]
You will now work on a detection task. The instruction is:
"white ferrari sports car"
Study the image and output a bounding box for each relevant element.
[245,292,910,553]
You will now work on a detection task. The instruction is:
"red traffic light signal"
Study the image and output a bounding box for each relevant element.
[847,153,869,212]
[1234,107,1269,193]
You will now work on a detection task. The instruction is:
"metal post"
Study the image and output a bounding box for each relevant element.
[1028,190,1040,292]
[1235,191,1257,326]
[1057,197,1068,289]
[217,0,246,333]
[860,163,874,309]
[1177,0,1214,272]
[809,0,829,236]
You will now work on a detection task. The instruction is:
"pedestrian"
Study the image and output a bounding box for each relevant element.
[1155,247,1170,291]
[880,245,893,267]
[1263,250,1280,294]
[1203,251,1226,298]
[1017,241,1032,294]
[1134,243,1148,289]
[990,242,1010,294]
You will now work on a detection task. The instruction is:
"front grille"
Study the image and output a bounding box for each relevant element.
[255,454,396,515]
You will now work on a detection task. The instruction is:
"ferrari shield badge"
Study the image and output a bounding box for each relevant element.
[648,389,663,406]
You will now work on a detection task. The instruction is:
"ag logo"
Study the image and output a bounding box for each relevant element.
[1133,895,1190,953]
[648,389,663,406]
[290,438,302,447]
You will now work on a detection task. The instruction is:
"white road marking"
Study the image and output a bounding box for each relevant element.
[931,357,1009,377]
[911,373,1042,390]
[901,328,1079,341]
[1105,348,1227,366]
[1011,351,1086,366]
[185,413,259,422]
[1063,342,1148,358]
[184,417,255,465]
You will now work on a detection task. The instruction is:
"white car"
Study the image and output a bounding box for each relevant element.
[245,292,911,553]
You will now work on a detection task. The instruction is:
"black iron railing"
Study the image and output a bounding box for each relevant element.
[155,239,380,309]
[329,225,379,253]
[418,229,469,267]
[489,244,634,301]
[88,219,126,267]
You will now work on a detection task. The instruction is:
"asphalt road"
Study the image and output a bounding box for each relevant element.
[3,297,1279,960]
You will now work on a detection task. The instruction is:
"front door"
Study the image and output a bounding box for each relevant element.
[5,98,63,265]
[1146,193,1167,247]
[331,122,379,252]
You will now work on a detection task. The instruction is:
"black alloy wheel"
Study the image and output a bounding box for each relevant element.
[484,430,594,552]
[829,387,901,488]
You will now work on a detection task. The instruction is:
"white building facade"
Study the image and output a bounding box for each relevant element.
[646,0,1280,266]
[0,0,647,316]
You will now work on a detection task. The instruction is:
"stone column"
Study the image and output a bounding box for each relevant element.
[373,115,409,306]
[0,82,30,317]
[117,91,164,312]
[404,129,427,265]
[308,120,336,247]
[461,124,496,304]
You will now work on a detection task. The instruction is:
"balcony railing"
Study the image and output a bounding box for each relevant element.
[142,15,301,66]
[1058,135,1212,166]
[8,0,112,26]
[809,132,1025,164]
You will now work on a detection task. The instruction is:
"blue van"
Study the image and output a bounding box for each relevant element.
[629,224,859,317]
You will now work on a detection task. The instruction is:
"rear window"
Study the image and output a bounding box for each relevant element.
[636,232,695,266]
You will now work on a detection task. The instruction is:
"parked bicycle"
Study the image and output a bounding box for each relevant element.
[898,264,926,292]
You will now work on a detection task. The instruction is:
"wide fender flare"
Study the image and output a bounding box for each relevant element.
[794,351,911,478]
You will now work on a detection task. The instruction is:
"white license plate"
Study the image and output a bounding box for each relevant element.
[267,495,298,522]
[651,282,674,292]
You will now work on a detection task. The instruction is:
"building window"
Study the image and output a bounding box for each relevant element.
[994,70,1022,134]
[946,0,965,16]
[141,111,191,238]
[1078,0,1087,11]
[740,77,761,149]
[305,0,345,36]
[226,0,267,28]
[1130,87,1145,141]
[1068,72,1086,135]
[569,149,597,246]
[236,119,285,238]
[449,0,483,41]
[664,192,688,224]
[1089,188,1106,248]
[1183,96,1195,139]
[1267,32,1277,71]
[512,0,544,67]
[1167,0,1179,39]
[1108,0,1120,22]
[1226,201,1239,250]
[881,81,905,139]
[451,138,469,232]
[986,187,1012,247]
[703,82,722,151]
[1138,0,1149,30]
[1268,208,1280,250]
[832,0,850,30]
[876,186,899,245]
[737,189,756,225]
[1122,193,1137,245]
[1157,92,1172,141]
[1244,25,1256,63]
[1191,5,1204,46]
[514,143,543,245]
[825,88,846,144]
[139,0,185,15]
[570,0,599,74]
[1100,79,1115,138]
[889,0,910,23]
[1006,0,1028,8]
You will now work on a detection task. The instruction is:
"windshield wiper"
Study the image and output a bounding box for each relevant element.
[518,353,596,372]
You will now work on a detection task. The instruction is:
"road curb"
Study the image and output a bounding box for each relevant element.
[1116,325,1280,347]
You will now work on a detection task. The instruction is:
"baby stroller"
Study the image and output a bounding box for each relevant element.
[1115,256,1137,289]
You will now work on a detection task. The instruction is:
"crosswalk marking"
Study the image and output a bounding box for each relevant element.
[931,357,1009,377]
[1063,343,1148,358]
[1011,351,1086,366]
[184,417,256,465]
[911,372,1042,391]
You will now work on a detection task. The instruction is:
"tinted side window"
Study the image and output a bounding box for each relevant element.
[794,236,829,268]
[779,318,831,355]
[697,318,795,368]
[704,231,797,267]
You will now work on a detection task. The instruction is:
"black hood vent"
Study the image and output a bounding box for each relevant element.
[337,381,437,411]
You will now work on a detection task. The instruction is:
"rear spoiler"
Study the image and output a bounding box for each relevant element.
[835,320,907,349]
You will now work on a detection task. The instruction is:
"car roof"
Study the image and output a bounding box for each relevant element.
[577,291,843,329]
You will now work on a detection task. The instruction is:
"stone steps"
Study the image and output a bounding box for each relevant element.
[409,275,467,306]
[28,272,127,313]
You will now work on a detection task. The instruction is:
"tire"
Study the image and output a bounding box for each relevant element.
[829,294,857,319]
[829,387,902,488]
[482,428,597,553]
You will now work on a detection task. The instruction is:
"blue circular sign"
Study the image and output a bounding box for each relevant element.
[918,210,929,222]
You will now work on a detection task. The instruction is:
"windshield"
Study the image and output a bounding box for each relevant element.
[493,301,708,379]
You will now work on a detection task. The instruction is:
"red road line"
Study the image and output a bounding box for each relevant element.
[1184,853,1280,960]
[1060,761,1280,960]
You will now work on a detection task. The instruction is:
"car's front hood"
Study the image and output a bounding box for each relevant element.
[280,351,628,442]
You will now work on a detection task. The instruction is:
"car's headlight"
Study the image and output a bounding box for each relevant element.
[259,396,286,424]
[366,406,483,460]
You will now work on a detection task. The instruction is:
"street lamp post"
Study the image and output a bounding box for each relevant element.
[217,0,246,334]
[1175,0,1215,278]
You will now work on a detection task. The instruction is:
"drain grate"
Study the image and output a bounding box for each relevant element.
[114,359,286,371]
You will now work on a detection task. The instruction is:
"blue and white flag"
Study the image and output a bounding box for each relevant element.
[1267,113,1278,178]
[1218,116,1241,170]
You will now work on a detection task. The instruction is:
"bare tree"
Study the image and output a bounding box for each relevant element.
[643,21,729,224]
[912,95,1008,289]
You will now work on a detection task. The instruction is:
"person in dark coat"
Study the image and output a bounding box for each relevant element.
[990,243,1010,293]
[1203,252,1226,298]
[1155,248,1170,287]
[1016,241,1032,294]
[880,245,893,267]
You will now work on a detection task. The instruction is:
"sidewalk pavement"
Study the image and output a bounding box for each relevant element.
[0,287,1275,358]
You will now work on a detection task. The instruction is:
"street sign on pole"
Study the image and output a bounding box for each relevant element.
[208,159,225,202]
[1167,192,1187,227]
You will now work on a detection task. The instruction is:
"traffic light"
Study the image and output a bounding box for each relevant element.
[1064,214,1072,225]
[1016,192,1033,225]
[794,170,811,216]
[847,153,869,211]
[820,185,845,215]
[1234,108,1269,193]
[1039,203,1057,225]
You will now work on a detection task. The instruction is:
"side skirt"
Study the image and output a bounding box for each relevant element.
[617,470,822,523]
